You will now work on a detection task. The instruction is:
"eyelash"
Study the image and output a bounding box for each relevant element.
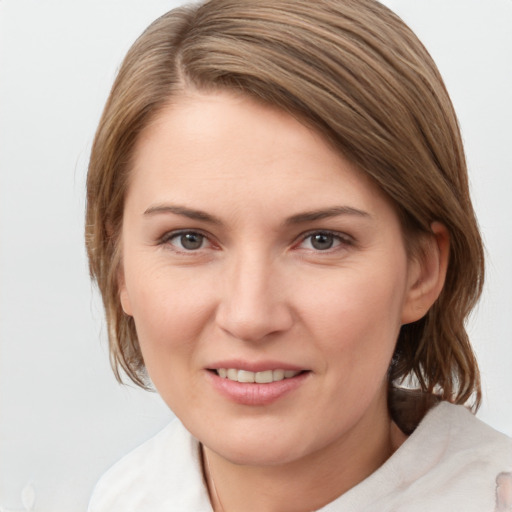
[158,229,354,254]
[295,230,354,252]
[159,229,214,252]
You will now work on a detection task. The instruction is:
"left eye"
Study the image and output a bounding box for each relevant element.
[167,231,208,251]
[299,232,344,251]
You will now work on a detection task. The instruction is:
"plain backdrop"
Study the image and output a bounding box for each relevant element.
[1,1,511,511]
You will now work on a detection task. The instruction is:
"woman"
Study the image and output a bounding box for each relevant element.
[85,0,512,510]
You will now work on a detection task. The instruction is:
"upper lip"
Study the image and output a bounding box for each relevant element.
[206,360,307,373]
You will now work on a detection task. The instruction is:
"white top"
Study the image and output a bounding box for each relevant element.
[88,402,512,511]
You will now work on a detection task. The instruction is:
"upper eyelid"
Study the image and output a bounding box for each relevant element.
[157,228,354,250]
[159,229,217,251]
[160,228,211,242]
[296,229,354,243]
[294,230,356,254]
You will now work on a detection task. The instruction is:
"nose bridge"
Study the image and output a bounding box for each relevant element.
[216,246,292,342]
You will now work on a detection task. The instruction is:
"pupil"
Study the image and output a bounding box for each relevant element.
[181,233,203,250]
[312,233,333,250]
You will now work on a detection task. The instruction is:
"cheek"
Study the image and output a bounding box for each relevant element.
[128,282,212,409]
[298,264,407,366]
[123,267,216,368]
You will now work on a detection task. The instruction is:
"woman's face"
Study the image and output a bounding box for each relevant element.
[119,91,423,466]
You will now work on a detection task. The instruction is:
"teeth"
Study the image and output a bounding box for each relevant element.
[237,370,255,383]
[255,370,273,383]
[273,369,285,381]
[216,368,301,383]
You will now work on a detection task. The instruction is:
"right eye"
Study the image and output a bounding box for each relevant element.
[163,231,209,251]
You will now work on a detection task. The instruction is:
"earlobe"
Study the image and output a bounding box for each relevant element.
[120,287,133,316]
[118,270,133,316]
[401,222,450,325]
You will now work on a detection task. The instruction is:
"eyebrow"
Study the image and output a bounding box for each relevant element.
[285,206,371,224]
[143,204,370,225]
[144,205,223,225]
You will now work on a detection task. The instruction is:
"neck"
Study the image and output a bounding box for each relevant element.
[202,397,406,512]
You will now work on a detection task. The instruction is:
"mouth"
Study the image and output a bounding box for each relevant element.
[205,363,310,405]
[206,364,312,406]
[211,368,304,383]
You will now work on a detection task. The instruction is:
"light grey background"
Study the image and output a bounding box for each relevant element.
[1,1,511,511]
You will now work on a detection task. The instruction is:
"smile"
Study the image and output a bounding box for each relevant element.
[207,367,310,406]
[215,368,302,383]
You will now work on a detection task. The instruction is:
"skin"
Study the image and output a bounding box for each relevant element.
[119,91,448,512]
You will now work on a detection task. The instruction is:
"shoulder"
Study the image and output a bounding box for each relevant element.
[388,402,512,511]
[422,401,512,463]
[87,419,212,512]
[309,401,511,512]
[390,390,512,467]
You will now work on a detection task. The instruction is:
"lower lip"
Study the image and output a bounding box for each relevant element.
[206,371,310,406]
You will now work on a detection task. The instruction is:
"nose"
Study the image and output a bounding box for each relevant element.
[215,252,294,342]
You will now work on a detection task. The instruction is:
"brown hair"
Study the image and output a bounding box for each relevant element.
[86,0,484,407]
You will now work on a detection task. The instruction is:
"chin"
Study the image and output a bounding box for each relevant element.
[210,438,306,467]
[188,416,310,466]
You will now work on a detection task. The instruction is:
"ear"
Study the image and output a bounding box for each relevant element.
[118,267,133,317]
[401,222,450,325]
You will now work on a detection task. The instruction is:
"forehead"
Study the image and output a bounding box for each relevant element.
[133,90,339,177]
[127,90,394,222]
